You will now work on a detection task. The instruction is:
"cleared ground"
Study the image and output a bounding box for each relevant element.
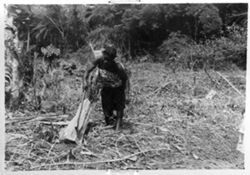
[5,62,245,170]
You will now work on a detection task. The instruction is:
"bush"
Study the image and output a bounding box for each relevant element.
[159,24,247,71]
[192,24,247,70]
[159,32,194,57]
[158,32,198,71]
[213,24,247,69]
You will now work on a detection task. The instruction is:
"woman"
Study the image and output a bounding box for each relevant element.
[83,44,130,131]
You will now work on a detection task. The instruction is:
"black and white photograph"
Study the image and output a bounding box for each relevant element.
[2,1,248,173]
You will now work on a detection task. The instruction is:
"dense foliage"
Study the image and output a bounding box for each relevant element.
[5,4,247,111]
[8,4,247,59]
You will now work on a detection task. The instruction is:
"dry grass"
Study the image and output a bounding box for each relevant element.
[5,62,245,171]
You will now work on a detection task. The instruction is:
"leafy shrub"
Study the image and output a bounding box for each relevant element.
[159,24,247,71]
[158,32,195,70]
[159,32,194,57]
[213,24,247,69]
[190,24,247,70]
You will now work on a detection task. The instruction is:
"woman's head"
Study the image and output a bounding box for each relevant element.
[103,44,116,61]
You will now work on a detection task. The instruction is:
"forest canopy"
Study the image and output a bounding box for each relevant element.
[7,4,247,66]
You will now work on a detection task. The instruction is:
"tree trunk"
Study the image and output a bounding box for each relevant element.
[128,38,132,60]
[4,18,23,110]
[194,17,198,41]
[26,29,30,52]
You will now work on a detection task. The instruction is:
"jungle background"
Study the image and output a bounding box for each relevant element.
[4,4,247,170]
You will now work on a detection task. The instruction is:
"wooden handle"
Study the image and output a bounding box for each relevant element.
[88,43,94,53]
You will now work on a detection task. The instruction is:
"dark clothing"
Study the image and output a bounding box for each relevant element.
[101,86,125,126]
[96,58,127,125]
[101,86,126,111]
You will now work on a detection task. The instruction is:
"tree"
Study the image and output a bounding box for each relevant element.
[185,4,222,40]
[63,5,88,51]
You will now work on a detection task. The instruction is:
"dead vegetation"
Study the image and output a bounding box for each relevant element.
[5,62,245,171]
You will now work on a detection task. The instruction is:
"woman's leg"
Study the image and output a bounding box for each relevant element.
[101,88,114,125]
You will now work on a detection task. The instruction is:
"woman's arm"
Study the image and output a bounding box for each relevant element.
[83,59,100,90]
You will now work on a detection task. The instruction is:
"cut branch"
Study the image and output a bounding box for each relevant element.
[30,147,170,170]
[215,71,244,98]
[204,68,219,86]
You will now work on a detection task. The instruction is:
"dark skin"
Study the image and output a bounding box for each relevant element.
[83,52,130,131]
